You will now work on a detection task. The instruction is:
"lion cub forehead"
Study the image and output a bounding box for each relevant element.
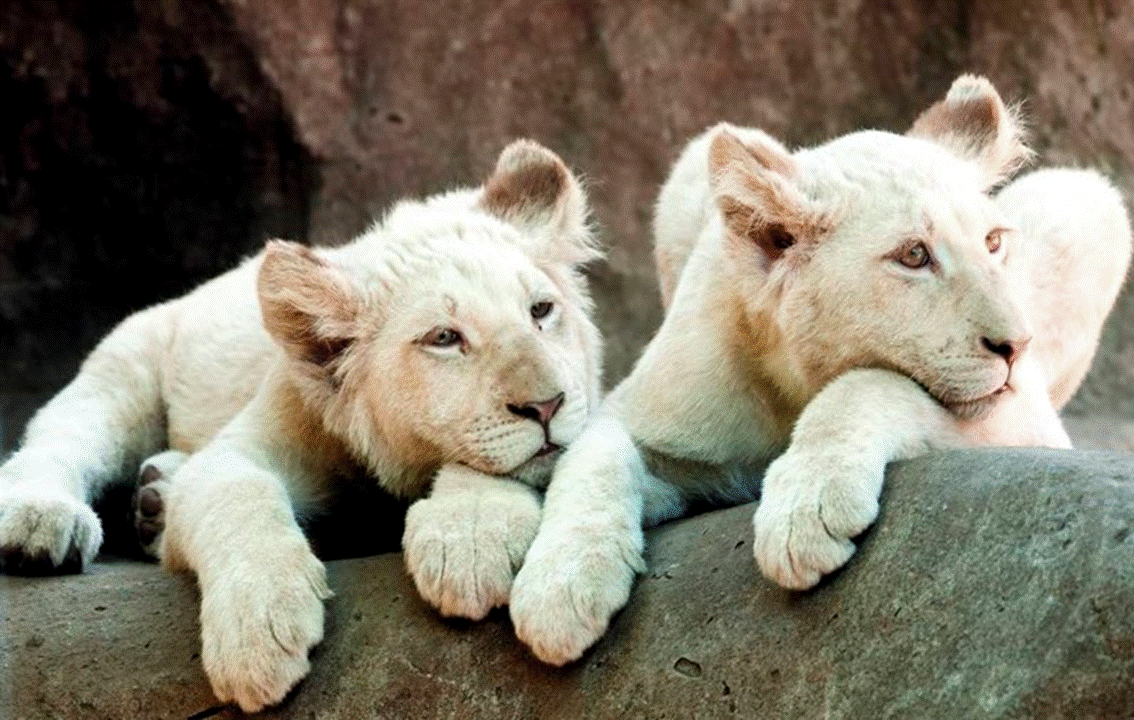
[796,130,999,239]
[381,200,523,252]
[801,130,984,192]
[343,202,538,279]
[388,260,548,336]
[359,232,550,306]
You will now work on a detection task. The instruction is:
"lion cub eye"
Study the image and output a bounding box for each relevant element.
[530,300,554,321]
[421,327,464,348]
[894,241,933,270]
[986,228,1007,253]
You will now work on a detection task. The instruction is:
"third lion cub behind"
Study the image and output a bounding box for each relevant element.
[508,75,1132,665]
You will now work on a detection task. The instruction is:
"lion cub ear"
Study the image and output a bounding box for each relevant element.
[258,240,361,372]
[908,74,1033,188]
[708,125,809,264]
[479,139,600,265]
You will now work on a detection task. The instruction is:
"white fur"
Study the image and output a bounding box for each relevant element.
[0,140,603,711]
[511,76,1132,665]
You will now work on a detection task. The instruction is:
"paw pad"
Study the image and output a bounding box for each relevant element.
[132,463,168,556]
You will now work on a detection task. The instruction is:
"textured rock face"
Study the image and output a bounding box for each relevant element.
[2,0,1132,427]
[218,0,1134,404]
[2,450,1132,718]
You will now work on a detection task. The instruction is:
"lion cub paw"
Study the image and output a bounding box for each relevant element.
[403,482,541,621]
[753,451,881,590]
[509,523,644,666]
[132,450,187,559]
[200,549,331,713]
[0,484,101,574]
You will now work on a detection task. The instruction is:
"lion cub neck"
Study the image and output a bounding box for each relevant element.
[616,260,805,470]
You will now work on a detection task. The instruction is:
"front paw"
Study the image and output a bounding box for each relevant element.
[0,486,101,574]
[199,548,331,712]
[509,523,644,666]
[403,486,540,621]
[753,451,881,590]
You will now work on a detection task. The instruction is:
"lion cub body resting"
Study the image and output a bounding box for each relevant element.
[0,141,602,710]
[509,76,1132,665]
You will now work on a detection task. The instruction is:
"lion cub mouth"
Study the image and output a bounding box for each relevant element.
[942,384,1010,420]
[534,442,562,458]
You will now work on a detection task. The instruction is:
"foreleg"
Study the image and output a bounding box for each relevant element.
[509,416,683,665]
[754,368,959,589]
[0,306,170,572]
[159,404,330,713]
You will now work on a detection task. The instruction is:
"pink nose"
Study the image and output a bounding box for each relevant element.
[507,392,565,427]
[981,335,1031,365]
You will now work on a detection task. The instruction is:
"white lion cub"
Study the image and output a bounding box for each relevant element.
[509,76,1132,666]
[0,140,603,711]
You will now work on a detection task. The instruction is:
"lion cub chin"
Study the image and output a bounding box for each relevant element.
[510,75,1133,666]
[0,140,603,711]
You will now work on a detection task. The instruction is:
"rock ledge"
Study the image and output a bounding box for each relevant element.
[2,448,1132,719]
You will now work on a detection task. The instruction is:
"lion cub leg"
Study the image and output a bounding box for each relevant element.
[754,368,960,590]
[403,465,542,620]
[510,416,684,665]
[159,440,331,713]
[132,449,189,559]
[0,304,171,573]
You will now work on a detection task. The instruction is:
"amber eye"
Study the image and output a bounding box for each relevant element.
[986,228,1006,253]
[422,327,463,348]
[895,241,933,269]
[531,300,554,321]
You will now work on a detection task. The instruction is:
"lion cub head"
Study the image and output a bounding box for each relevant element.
[709,75,1036,419]
[257,140,602,495]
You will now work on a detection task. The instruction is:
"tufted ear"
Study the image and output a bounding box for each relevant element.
[258,240,361,374]
[708,125,813,266]
[479,139,599,265]
[907,74,1033,189]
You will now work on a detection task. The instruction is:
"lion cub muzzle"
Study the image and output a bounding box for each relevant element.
[980,334,1029,367]
[507,391,566,454]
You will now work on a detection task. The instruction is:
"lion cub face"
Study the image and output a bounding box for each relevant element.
[371,227,596,484]
[257,141,602,492]
[710,76,1035,419]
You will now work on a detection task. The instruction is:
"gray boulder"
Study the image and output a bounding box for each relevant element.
[2,449,1131,718]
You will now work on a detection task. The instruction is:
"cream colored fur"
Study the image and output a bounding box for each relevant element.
[509,75,1133,666]
[0,140,603,711]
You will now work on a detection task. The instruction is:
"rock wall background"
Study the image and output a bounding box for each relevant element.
[0,0,315,449]
[2,3,1134,451]
[3,0,1133,454]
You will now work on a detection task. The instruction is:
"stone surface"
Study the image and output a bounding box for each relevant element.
[1065,415,1134,453]
[2,449,1133,718]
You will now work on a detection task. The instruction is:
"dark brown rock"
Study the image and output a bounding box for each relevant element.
[0,0,314,402]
